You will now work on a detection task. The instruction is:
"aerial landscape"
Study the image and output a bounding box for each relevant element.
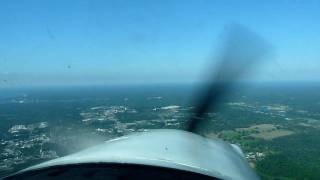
[1,83,320,179]
[1,1,320,179]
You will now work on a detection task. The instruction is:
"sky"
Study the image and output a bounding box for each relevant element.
[0,0,320,87]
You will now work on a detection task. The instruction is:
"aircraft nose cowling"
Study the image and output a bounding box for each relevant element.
[13,129,259,180]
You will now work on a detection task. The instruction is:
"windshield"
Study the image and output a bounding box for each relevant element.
[1,0,320,179]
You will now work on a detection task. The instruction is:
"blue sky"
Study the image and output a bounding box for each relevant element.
[0,0,320,86]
